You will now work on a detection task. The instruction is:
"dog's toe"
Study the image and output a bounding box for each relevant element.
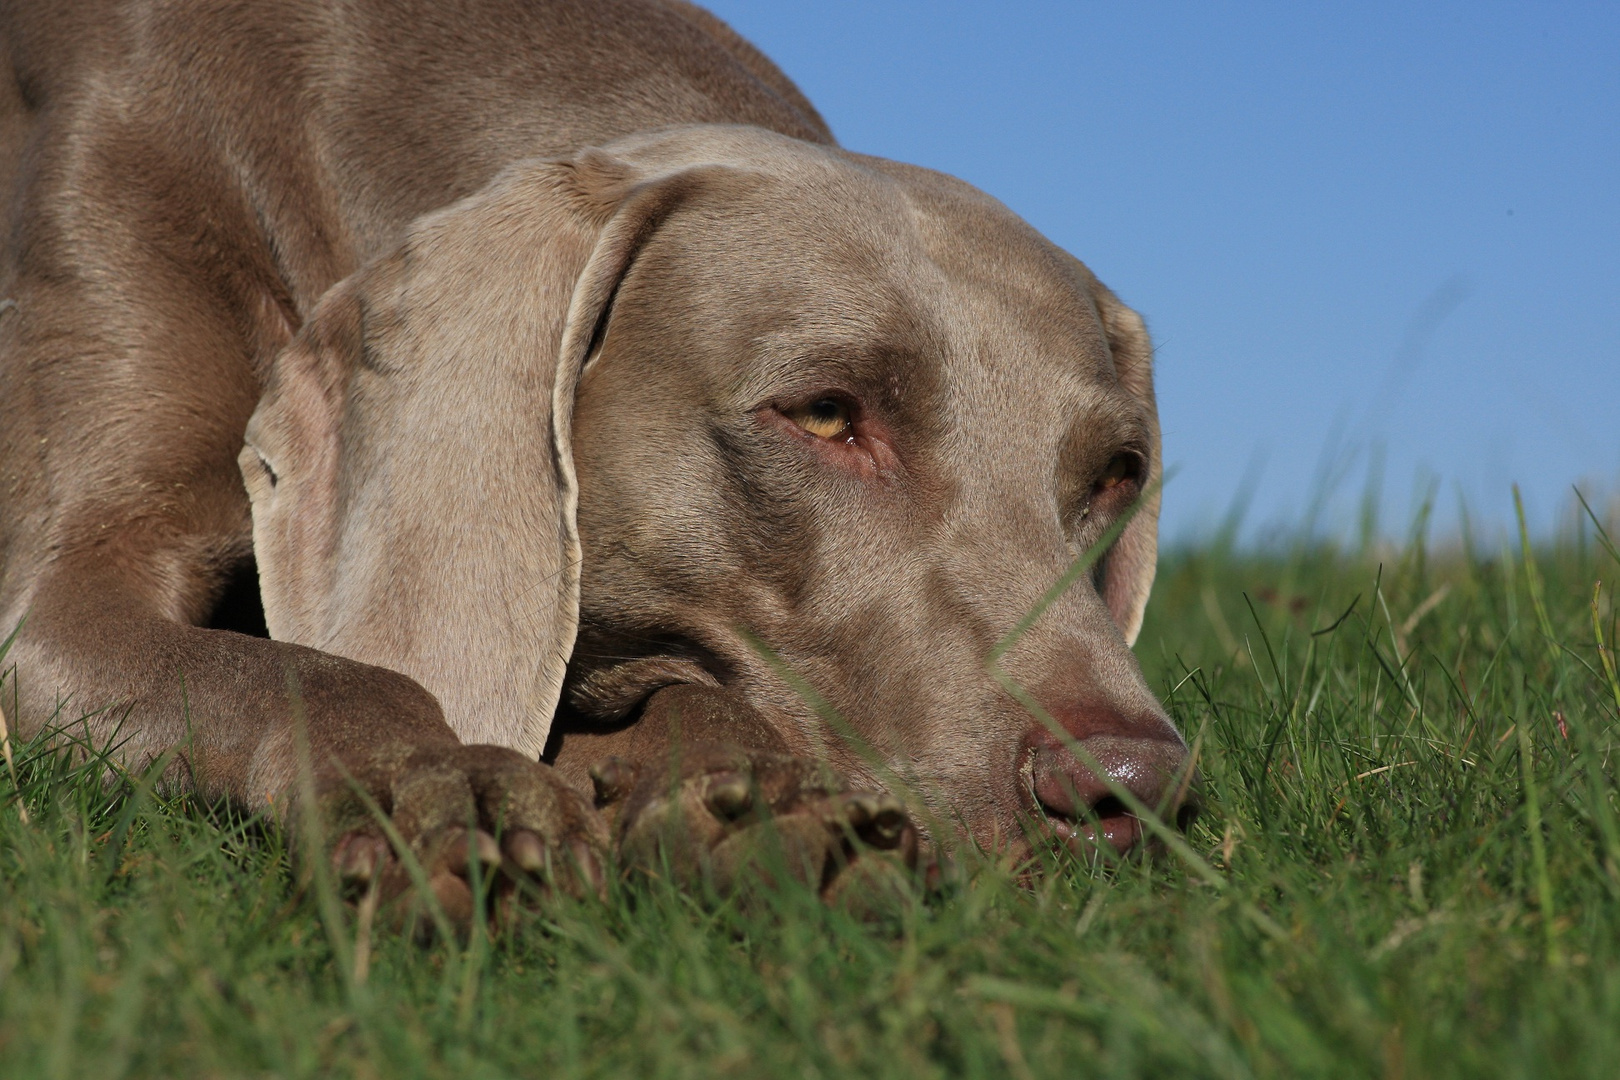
[429,825,503,877]
[831,790,909,849]
[313,744,611,936]
[502,827,548,873]
[332,831,391,889]
[608,742,930,913]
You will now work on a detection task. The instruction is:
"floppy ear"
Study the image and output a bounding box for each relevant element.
[242,152,693,756]
[1093,288,1161,646]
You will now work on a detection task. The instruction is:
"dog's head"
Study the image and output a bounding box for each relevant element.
[243,126,1191,856]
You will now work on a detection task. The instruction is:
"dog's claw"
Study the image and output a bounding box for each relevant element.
[504,829,548,874]
[703,771,754,821]
[838,791,907,848]
[311,743,610,936]
[614,741,928,913]
[589,756,637,806]
[440,828,503,875]
[426,872,476,937]
[334,833,389,886]
[570,839,607,895]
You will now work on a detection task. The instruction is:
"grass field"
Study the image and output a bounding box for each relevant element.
[2,492,1618,1078]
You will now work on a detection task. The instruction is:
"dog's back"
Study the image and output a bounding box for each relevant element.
[0,0,829,286]
[0,0,829,629]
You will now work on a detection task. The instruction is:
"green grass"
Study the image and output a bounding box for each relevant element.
[3,496,1619,1079]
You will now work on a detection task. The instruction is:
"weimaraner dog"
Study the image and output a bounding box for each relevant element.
[0,0,1193,919]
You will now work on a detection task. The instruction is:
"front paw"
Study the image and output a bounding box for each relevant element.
[597,743,925,916]
[317,744,609,935]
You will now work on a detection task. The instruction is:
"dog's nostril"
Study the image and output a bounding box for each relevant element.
[1023,727,1197,856]
[1085,795,1129,824]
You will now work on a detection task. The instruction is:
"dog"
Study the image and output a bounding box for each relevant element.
[0,0,1193,916]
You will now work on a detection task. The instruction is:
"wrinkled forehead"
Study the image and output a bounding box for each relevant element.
[639,145,1133,428]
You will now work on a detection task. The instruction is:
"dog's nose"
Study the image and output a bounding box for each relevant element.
[1020,720,1198,856]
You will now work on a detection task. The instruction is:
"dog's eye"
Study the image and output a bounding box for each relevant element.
[785,398,853,440]
[256,450,279,489]
[1096,453,1139,491]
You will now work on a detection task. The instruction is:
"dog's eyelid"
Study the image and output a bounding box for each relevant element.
[253,448,279,488]
[1094,448,1146,491]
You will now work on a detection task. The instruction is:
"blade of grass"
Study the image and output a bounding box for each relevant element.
[286,669,363,1007]
[332,762,460,950]
[740,627,954,849]
[1241,592,1289,705]
[1574,487,1620,570]
[1584,583,1620,892]
[1514,711,1562,966]
[987,474,1163,667]
[456,805,492,1035]
[0,697,26,824]
[0,618,27,823]
[988,662,1287,942]
[1515,484,1564,675]
[1372,567,1423,713]
[1593,583,1620,720]
[97,744,184,885]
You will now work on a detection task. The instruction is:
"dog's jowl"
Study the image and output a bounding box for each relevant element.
[0,0,1195,919]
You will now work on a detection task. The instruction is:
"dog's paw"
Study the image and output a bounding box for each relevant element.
[594,742,927,917]
[316,744,609,936]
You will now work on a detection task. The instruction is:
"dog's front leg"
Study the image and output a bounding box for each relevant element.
[10,565,609,930]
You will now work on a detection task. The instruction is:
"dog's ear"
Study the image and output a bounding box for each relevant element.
[243,152,702,755]
[1093,288,1161,646]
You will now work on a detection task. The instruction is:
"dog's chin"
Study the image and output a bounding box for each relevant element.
[564,655,722,721]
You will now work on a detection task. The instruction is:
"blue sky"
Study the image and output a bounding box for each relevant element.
[700,1,1619,543]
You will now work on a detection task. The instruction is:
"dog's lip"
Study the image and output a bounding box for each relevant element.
[565,654,726,720]
[1039,810,1142,857]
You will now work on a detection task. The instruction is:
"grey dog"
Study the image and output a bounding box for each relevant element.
[0,0,1193,918]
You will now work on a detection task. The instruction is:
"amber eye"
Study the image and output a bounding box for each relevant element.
[1097,453,1139,490]
[785,397,853,440]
